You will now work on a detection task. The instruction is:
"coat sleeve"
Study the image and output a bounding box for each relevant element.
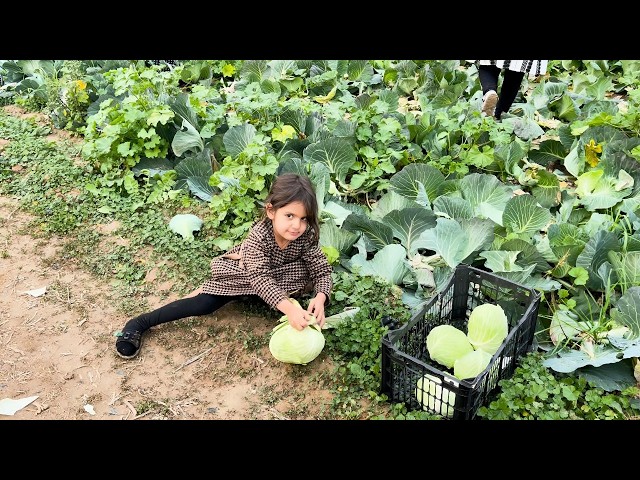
[302,239,333,304]
[239,224,289,308]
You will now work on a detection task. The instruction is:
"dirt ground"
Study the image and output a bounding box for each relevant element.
[0,195,341,421]
[0,108,340,422]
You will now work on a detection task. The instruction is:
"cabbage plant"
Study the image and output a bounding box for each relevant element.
[168,213,203,241]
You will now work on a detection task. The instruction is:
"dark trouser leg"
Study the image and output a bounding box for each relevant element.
[116,293,242,358]
[478,64,500,95]
[495,70,525,119]
[124,293,238,333]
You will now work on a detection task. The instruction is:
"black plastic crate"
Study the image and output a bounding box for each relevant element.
[381,264,541,420]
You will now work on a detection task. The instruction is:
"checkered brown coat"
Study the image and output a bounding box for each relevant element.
[201,218,333,309]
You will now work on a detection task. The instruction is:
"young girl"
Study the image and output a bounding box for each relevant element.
[115,173,333,359]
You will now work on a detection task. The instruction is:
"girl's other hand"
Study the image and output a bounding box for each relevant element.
[307,294,326,328]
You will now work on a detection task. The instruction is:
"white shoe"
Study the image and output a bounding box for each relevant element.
[481,90,498,117]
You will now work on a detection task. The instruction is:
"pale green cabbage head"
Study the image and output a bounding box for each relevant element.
[269,321,325,365]
[453,348,493,380]
[467,303,509,355]
[426,324,474,369]
[415,373,457,418]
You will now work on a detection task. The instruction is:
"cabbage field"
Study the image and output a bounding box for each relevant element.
[2,60,640,420]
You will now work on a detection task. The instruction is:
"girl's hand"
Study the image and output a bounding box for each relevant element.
[277,298,311,331]
[276,296,327,330]
[287,306,310,331]
[307,293,327,328]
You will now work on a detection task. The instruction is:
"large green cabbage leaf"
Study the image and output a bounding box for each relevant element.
[348,243,411,285]
[415,217,494,269]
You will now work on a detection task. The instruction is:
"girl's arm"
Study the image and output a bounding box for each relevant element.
[302,243,333,302]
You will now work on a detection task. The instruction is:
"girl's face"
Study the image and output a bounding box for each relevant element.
[266,201,308,249]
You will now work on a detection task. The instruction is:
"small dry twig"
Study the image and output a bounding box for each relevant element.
[33,401,49,415]
[174,347,212,372]
[109,392,123,406]
[21,311,39,327]
[7,206,21,219]
[124,399,137,417]
[133,410,153,420]
[8,345,25,356]
[223,346,234,366]
[270,408,289,420]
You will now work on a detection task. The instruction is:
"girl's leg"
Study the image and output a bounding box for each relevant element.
[495,69,525,119]
[124,293,235,331]
[477,64,500,95]
[478,64,500,117]
[116,293,237,357]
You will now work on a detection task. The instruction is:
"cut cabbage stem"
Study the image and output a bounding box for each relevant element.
[322,307,360,329]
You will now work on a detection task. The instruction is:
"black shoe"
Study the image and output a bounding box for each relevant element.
[115,330,143,359]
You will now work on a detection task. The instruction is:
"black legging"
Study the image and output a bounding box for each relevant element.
[123,293,250,333]
[478,64,525,119]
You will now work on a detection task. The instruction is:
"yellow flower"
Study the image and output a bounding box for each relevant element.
[75,80,87,90]
[585,139,602,168]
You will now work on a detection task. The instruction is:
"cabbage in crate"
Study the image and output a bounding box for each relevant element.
[466,303,508,355]
[426,324,473,369]
[415,374,458,418]
[453,348,492,380]
[425,303,508,378]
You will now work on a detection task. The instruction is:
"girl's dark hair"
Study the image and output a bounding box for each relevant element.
[264,173,320,244]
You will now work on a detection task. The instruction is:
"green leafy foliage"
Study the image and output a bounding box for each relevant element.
[321,271,411,417]
[80,65,179,175]
[477,352,640,419]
